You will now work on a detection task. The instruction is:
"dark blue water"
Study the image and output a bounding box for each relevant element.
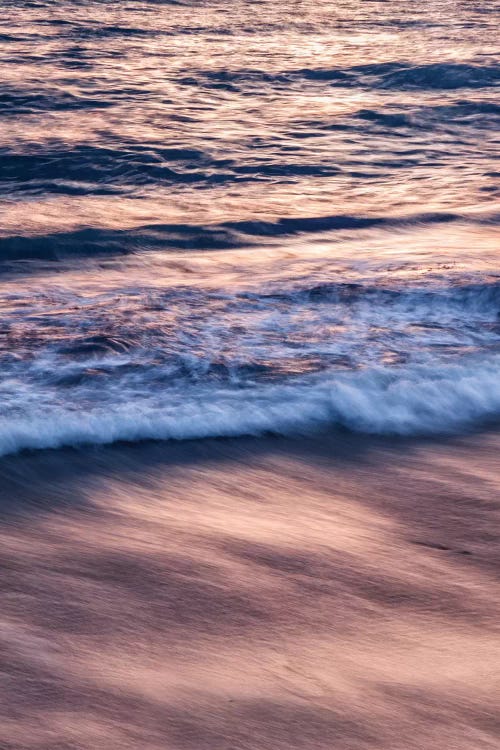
[0,0,499,454]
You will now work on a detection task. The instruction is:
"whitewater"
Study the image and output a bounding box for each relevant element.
[2,5,500,750]
[0,0,499,455]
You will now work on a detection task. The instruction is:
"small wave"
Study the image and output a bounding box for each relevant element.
[254,279,500,316]
[376,62,500,90]
[0,223,248,261]
[66,24,154,40]
[2,210,493,262]
[0,82,155,116]
[0,87,114,114]
[354,100,500,132]
[184,62,500,92]
[300,61,500,90]
[0,144,215,194]
[1,358,500,457]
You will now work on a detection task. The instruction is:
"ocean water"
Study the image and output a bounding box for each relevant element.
[1,0,499,455]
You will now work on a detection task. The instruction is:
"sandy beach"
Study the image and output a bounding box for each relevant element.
[1,431,499,750]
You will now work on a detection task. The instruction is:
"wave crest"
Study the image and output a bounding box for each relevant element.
[1,358,500,457]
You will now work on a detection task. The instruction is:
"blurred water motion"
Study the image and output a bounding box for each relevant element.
[1,3,500,749]
[1,432,500,749]
[0,0,499,451]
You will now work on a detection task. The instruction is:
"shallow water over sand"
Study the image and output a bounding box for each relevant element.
[1,432,500,749]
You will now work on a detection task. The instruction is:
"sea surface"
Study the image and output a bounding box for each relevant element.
[1,0,499,454]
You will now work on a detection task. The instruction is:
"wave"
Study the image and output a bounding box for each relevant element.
[1,357,500,458]
[253,279,500,316]
[0,144,217,194]
[0,139,351,196]
[2,210,496,262]
[0,87,114,114]
[184,62,500,92]
[375,62,500,91]
[0,83,154,115]
[354,101,500,130]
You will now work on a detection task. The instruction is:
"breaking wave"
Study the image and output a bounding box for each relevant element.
[1,357,500,457]
[1,0,498,461]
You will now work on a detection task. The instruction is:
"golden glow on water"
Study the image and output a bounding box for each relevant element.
[1,1,498,246]
[0,2,500,748]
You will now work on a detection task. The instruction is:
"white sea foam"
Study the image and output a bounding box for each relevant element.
[1,357,499,457]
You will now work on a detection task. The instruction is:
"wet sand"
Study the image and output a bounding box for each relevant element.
[0,431,499,750]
